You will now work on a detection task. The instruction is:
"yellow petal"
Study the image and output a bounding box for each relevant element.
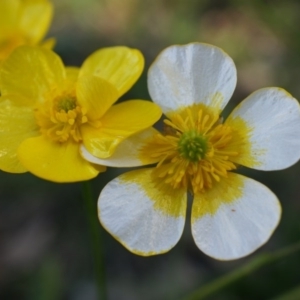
[0,98,38,173]
[79,46,144,97]
[0,0,21,63]
[82,100,162,158]
[76,75,119,120]
[19,0,53,44]
[80,127,160,167]
[66,66,80,83]
[0,0,20,30]
[41,37,56,50]
[0,46,65,106]
[18,136,102,182]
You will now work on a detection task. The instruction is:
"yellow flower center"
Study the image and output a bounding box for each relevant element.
[35,93,93,143]
[56,97,77,112]
[141,104,239,194]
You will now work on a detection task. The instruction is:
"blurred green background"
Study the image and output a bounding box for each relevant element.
[1,0,300,299]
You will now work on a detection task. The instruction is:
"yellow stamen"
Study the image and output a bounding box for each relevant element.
[35,93,100,143]
[140,103,239,194]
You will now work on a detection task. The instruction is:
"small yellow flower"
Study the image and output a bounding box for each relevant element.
[0,46,162,182]
[82,43,300,260]
[0,0,53,65]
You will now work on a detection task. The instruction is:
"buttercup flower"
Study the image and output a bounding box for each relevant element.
[82,43,300,260]
[0,46,161,182]
[0,0,53,65]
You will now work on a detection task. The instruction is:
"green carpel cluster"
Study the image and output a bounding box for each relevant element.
[57,97,77,112]
[178,130,208,162]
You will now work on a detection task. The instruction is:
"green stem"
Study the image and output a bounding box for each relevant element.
[183,241,300,300]
[82,181,107,300]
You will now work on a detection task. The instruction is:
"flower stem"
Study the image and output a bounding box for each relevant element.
[183,241,300,300]
[82,181,107,300]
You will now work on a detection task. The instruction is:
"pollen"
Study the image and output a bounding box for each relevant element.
[35,93,99,143]
[140,103,239,194]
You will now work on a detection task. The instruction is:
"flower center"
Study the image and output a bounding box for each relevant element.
[56,97,77,112]
[178,130,208,162]
[140,104,239,194]
[35,93,92,143]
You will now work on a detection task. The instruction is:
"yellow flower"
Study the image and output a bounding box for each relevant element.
[0,46,162,182]
[82,43,300,260]
[0,0,53,65]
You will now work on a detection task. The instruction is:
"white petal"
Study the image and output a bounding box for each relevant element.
[80,127,159,167]
[98,168,187,255]
[192,173,281,260]
[148,43,237,115]
[226,88,300,170]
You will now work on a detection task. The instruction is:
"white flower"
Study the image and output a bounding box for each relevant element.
[82,43,300,260]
